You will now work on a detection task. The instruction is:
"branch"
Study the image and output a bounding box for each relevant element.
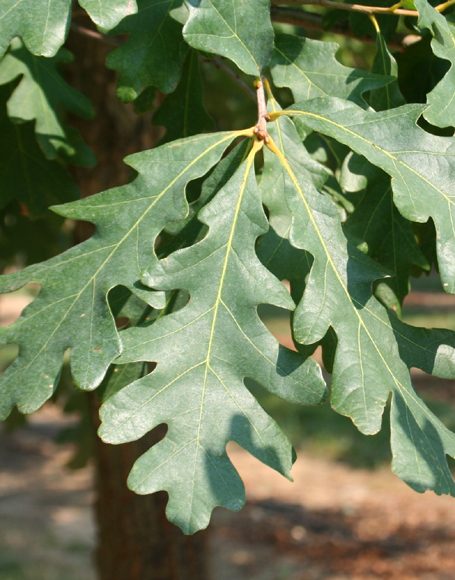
[253,79,270,142]
[271,0,455,17]
[271,7,409,50]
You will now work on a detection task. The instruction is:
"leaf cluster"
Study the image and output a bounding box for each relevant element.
[1,0,455,534]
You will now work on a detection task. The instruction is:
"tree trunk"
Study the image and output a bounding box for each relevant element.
[90,397,208,580]
[66,20,209,580]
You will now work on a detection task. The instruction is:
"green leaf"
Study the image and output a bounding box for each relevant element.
[99,142,325,534]
[258,94,328,302]
[0,86,78,213]
[0,0,72,58]
[107,0,188,101]
[0,130,244,419]
[270,33,391,106]
[183,0,274,77]
[78,0,138,30]
[279,98,455,292]
[415,0,455,128]
[154,51,213,143]
[0,40,94,165]
[0,0,138,58]
[342,157,429,309]
[265,114,455,498]
[369,31,405,110]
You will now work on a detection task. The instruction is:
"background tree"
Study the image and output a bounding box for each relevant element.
[1,1,455,578]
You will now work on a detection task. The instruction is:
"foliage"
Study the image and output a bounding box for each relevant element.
[1,0,455,534]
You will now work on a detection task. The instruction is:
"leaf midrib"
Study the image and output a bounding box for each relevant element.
[188,142,259,519]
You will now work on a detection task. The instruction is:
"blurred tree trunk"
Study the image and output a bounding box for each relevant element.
[90,398,208,580]
[67,21,209,580]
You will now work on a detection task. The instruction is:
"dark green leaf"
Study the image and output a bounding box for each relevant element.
[107,0,188,101]
[0,86,78,213]
[154,51,213,143]
[342,156,429,309]
[183,0,274,76]
[369,31,405,110]
[0,40,94,164]
[271,33,391,107]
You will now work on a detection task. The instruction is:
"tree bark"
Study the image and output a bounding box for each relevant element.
[66,20,209,580]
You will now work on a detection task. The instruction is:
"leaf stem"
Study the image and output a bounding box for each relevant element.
[268,110,298,121]
[435,0,455,12]
[369,13,381,34]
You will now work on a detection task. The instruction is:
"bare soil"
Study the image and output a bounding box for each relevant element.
[1,407,455,580]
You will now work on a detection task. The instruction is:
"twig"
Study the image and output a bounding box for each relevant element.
[271,0,415,16]
[253,78,270,142]
[271,7,408,50]
[271,0,455,17]
[70,23,119,46]
[201,55,256,101]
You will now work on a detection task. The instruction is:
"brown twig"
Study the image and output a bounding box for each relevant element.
[271,0,455,17]
[271,7,409,50]
[253,79,270,142]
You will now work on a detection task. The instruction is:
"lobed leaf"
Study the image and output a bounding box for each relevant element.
[270,33,392,107]
[0,130,245,419]
[0,40,94,165]
[278,98,455,292]
[415,0,455,128]
[0,0,137,58]
[0,0,72,58]
[183,0,274,76]
[99,141,325,533]
[79,0,138,30]
[107,0,188,101]
[265,114,455,497]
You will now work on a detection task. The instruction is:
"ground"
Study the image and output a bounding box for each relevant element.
[1,404,455,580]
